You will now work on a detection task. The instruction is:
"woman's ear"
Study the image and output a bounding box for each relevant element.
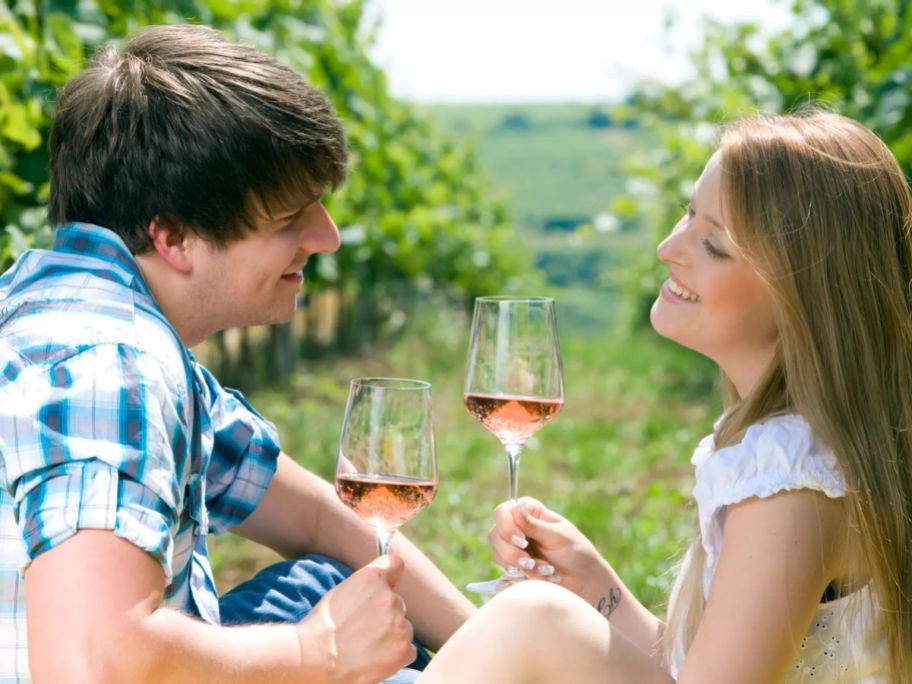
[147,217,196,274]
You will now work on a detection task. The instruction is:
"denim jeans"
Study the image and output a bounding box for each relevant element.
[219,554,430,682]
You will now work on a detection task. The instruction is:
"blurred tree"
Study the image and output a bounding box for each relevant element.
[498,112,530,130]
[613,0,912,328]
[0,0,527,351]
[585,107,613,129]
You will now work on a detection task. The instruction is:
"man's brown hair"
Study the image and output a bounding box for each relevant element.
[48,24,348,252]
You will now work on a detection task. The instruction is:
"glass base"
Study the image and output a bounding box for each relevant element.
[466,568,528,596]
[382,668,422,683]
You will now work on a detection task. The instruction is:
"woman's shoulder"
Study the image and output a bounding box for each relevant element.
[692,413,847,511]
[691,414,852,600]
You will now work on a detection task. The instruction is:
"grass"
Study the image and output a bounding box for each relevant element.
[208,300,720,612]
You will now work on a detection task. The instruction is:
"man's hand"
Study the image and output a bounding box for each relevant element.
[233,453,475,651]
[25,529,414,684]
[296,553,416,684]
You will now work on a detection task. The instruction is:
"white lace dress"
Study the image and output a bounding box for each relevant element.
[668,414,888,682]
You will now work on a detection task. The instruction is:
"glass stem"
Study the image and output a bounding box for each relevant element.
[376,527,395,556]
[503,443,527,580]
[506,444,523,501]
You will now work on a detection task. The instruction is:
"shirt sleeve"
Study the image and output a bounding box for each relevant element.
[1,343,188,580]
[194,364,280,534]
[691,413,847,597]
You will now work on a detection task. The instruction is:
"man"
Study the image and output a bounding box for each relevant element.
[0,24,473,683]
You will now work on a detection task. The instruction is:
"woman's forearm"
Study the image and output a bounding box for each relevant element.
[578,556,665,659]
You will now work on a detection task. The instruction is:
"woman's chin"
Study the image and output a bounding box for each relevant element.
[649,299,671,338]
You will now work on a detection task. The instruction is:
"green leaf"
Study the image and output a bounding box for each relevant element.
[611,194,639,220]
[4,224,32,258]
[0,171,34,194]
[0,31,24,61]
[1,103,42,150]
[47,12,84,62]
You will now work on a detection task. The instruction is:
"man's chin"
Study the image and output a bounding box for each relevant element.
[256,310,295,328]
[233,305,296,331]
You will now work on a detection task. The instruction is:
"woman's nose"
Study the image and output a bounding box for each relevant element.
[656,219,688,265]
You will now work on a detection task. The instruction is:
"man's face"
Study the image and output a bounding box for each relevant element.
[187,198,340,333]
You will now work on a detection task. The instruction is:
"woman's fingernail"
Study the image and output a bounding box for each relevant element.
[547,574,562,584]
[536,563,555,577]
[519,499,530,518]
[517,556,536,570]
[511,534,529,549]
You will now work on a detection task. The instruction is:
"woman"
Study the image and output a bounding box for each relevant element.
[419,111,911,683]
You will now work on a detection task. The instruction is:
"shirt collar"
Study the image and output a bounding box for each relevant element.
[53,222,154,299]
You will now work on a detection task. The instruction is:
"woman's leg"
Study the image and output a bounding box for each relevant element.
[417,581,674,684]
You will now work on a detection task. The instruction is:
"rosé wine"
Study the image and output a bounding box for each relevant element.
[336,472,437,529]
[464,393,563,447]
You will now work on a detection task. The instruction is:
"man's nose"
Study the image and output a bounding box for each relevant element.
[303,203,341,254]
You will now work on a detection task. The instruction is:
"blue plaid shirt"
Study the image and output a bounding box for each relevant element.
[0,223,281,682]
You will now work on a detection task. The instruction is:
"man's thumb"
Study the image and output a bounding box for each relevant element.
[370,551,405,587]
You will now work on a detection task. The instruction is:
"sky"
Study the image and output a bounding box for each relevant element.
[365,0,793,103]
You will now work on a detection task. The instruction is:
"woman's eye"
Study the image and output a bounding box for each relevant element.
[702,238,728,260]
[680,201,695,219]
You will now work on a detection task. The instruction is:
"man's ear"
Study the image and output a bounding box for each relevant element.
[147,217,195,274]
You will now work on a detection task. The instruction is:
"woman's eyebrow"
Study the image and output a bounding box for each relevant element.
[691,198,726,231]
[704,213,725,230]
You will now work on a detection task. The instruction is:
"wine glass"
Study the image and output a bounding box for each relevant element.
[464,296,564,594]
[335,377,438,557]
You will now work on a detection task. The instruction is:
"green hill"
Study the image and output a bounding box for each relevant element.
[423,103,651,334]
[423,103,644,235]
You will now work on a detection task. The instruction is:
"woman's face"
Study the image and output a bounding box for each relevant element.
[650,151,778,397]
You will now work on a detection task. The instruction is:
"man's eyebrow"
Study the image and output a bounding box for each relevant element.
[273,196,321,220]
[274,207,303,220]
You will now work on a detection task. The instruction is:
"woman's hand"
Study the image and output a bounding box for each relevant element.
[489,497,667,657]
[488,496,612,605]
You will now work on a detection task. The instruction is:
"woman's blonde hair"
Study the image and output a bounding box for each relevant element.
[662,111,912,682]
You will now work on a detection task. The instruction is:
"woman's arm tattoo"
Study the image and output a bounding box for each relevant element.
[596,588,622,620]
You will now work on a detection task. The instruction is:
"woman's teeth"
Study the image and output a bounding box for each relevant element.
[668,279,699,302]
